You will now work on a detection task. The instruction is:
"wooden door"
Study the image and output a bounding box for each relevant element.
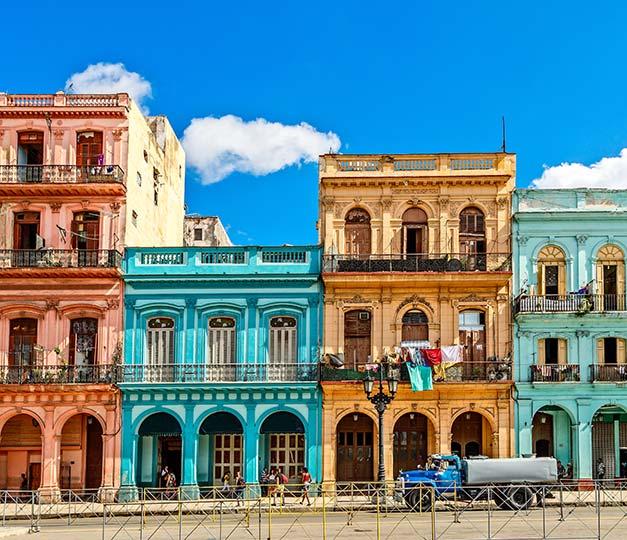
[85,418,103,489]
[28,463,41,491]
[8,318,37,367]
[345,224,371,257]
[402,310,429,342]
[344,311,371,369]
[336,414,374,482]
[71,212,100,267]
[13,212,40,250]
[393,414,428,476]
[76,132,103,167]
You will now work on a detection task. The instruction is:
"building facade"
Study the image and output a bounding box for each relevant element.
[119,245,322,498]
[184,215,232,247]
[513,189,627,482]
[318,153,516,481]
[0,92,184,497]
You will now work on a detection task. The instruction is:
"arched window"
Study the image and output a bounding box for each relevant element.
[596,245,625,310]
[146,317,175,366]
[208,317,236,364]
[402,208,428,255]
[459,207,485,256]
[345,208,371,257]
[401,310,429,341]
[76,131,104,167]
[269,317,297,364]
[537,246,566,296]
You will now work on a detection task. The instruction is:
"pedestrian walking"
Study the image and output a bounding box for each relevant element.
[160,465,169,488]
[299,467,312,506]
[597,458,606,480]
[235,470,246,506]
[165,471,177,498]
[222,469,232,498]
[260,467,269,496]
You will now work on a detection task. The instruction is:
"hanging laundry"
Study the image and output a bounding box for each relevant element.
[420,348,442,366]
[406,363,434,391]
[441,345,463,365]
[432,364,446,382]
[419,366,433,390]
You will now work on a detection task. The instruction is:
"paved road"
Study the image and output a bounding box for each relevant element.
[9,505,626,540]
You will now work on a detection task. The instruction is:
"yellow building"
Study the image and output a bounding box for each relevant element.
[318,152,515,482]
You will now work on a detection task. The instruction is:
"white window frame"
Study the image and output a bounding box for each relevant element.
[269,317,297,365]
[208,318,236,365]
[146,318,175,367]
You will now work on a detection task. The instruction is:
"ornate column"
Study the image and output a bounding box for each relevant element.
[516,399,533,457]
[100,406,118,500]
[381,198,392,255]
[246,297,258,363]
[575,399,593,484]
[118,405,138,501]
[39,409,61,501]
[181,405,199,498]
[244,405,258,485]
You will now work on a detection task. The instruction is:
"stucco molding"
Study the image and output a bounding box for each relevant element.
[396,294,433,315]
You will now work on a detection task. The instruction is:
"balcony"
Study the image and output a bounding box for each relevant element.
[0,93,127,108]
[118,363,319,384]
[530,364,580,383]
[514,294,626,314]
[126,246,321,277]
[590,364,627,383]
[321,361,512,383]
[0,165,124,184]
[322,253,511,273]
[0,364,115,385]
[0,250,122,270]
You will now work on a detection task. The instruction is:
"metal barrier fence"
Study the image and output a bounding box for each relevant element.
[1,481,627,539]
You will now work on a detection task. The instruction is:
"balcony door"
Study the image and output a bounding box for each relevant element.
[345,208,371,258]
[13,212,40,250]
[402,208,428,255]
[146,318,175,381]
[459,310,486,379]
[76,132,104,167]
[69,318,98,367]
[8,318,38,367]
[207,317,236,381]
[71,212,100,267]
[401,310,429,342]
[17,131,43,182]
[344,310,371,369]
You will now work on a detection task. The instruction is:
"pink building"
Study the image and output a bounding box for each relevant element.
[0,92,185,498]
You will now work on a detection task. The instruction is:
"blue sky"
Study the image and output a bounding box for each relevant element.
[3,1,627,245]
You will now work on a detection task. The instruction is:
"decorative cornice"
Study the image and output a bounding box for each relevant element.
[396,294,432,314]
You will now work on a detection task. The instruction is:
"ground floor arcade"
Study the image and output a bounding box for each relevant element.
[516,385,627,481]
[119,384,321,499]
[0,386,120,497]
[321,381,513,482]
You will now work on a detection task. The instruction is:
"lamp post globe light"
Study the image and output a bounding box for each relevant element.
[363,357,399,483]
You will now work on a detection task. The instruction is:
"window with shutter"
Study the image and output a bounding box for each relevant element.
[146,318,175,366]
[537,246,566,295]
[269,317,297,364]
[208,317,236,364]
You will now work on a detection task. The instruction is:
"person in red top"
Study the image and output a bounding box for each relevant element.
[299,467,312,506]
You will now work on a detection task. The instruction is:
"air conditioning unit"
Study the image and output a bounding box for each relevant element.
[358,311,370,321]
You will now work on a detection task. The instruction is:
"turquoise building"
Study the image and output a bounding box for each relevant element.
[513,189,627,481]
[118,246,322,498]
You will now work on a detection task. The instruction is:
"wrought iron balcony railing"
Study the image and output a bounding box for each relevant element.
[118,363,319,383]
[0,165,125,185]
[514,294,627,314]
[590,364,627,382]
[322,253,511,273]
[530,364,580,383]
[0,364,115,385]
[0,249,122,269]
[321,361,512,383]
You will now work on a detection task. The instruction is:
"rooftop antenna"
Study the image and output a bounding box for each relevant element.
[501,116,507,153]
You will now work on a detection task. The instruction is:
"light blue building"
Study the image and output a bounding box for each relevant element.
[118,246,322,498]
[513,189,627,481]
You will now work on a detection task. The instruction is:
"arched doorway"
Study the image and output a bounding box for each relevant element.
[0,414,42,490]
[401,310,429,342]
[344,310,371,370]
[198,412,243,486]
[60,414,103,491]
[345,208,371,257]
[402,208,428,255]
[260,412,305,482]
[393,413,432,476]
[336,413,374,482]
[592,405,627,479]
[137,412,182,488]
[451,412,491,458]
[532,406,572,468]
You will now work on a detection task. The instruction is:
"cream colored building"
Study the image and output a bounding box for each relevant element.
[318,153,516,482]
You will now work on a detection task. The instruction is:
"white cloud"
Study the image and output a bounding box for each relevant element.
[532,149,627,189]
[65,63,152,110]
[182,115,341,184]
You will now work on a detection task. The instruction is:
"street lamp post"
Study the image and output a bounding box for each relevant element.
[363,358,399,483]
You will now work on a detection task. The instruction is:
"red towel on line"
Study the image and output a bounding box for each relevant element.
[421,348,442,366]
